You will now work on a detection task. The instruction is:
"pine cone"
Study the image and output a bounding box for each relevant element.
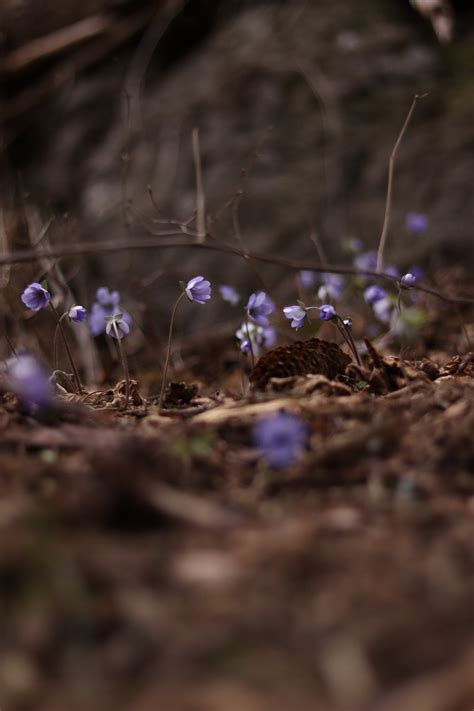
[249,338,352,391]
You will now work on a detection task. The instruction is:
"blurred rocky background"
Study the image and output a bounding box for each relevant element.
[1,0,473,321]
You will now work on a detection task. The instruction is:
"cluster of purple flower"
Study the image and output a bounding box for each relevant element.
[282,302,336,331]
[235,290,276,356]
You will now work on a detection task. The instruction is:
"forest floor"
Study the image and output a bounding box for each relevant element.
[1,305,474,711]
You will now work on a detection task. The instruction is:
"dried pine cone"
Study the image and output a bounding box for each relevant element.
[250,338,352,391]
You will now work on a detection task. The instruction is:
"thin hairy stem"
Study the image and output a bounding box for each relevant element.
[245,314,255,370]
[49,303,82,394]
[376,93,427,273]
[113,321,130,409]
[159,290,186,409]
[337,317,361,366]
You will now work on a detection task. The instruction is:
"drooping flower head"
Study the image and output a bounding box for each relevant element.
[400,272,417,287]
[5,353,52,410]
[319,304,337,321]
[105,314,130,339]
[283,305,307,330]
[364,285,386,305]
[21,283,51,312]
[406,212,428,234]
[68,305,87,322]
[185,276,212,304]
[247,291,274,327]
[253,411,309,469]
[218,284,240,305]
[89,287,132,337]
[342,318,353,329]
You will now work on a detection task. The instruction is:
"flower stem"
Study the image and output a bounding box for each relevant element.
[335,316,361,366]
[113,321,130,410]
[159,290,186,409]
[49,303,83,394]
[245,314,255,369]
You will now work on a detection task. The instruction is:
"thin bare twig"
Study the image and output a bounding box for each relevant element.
[0,235,472,304]
[192,128,206,243]
[376,93,428,273]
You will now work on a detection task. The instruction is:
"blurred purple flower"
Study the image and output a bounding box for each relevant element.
[406,212,428,234]
[21,283,51,312]
[253,412,309,468]
[354,250,377,273]
[318,273,345,301]
[68,305,87,322]
[299,270,316,289]
[400,272,417,287]
[96,287,120,307]
[319,304,337,321]
[385,265,400,278]
[89,287,132,336]
[219,284,240,305]
[372,297,393,324]
[105,315,130,339]
[5,353,52,409]
[283,305,307,330]
[185,276,212,304]
[364,285,386,304]
[236,322,276,356]
[247,291,274,327]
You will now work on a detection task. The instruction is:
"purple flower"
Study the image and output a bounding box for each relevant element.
[400,272,417,287]
[385,265,400,278]
[406,212,428,234]
[283,305,307,330]
[68,305,87,322]
[318,273,345,301]
[185,276,211,304]
[219,284,240,305]
[364,285,386,304]
[96,287,120,307]
[105,315,130,339]
[21,283,51,312]
[319,304,336,321]
[5,354,52,409]
[236,322,277,356]
[354,250,377,273]
[253,412,309,468]
[373,296,393,324]
[247,291,274,327]
[89,287,132,336]
[299,270,316,289]
[342,318,352,329]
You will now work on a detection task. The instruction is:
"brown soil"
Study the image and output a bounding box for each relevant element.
[1,338,474,711]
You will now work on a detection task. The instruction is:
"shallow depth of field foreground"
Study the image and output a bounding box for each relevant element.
[1,2,474,710]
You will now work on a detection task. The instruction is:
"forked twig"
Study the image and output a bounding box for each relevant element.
[376,93,428,273]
